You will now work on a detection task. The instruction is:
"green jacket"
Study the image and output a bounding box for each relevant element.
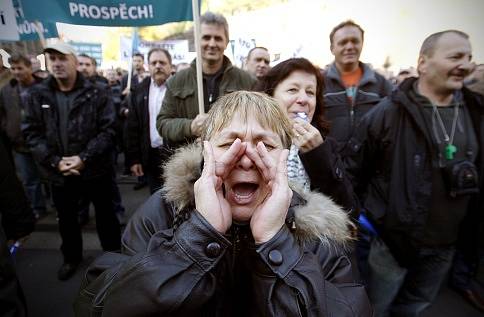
[157,57,255,146]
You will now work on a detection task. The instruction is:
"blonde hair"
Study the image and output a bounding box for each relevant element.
[202,91,293,149]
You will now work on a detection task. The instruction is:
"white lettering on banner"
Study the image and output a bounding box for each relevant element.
[137,5,148,19]
[69,3,78,15]
[119,3,127,19]
[128,6,137,19]
[78,4,88,18]
[17,20,46,35]
[68,2,154,20]
[109,6,119,18]
[88,5,101,19]
[100,7,109,19]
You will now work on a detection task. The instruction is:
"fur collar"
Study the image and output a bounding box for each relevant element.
[162,144,353,245]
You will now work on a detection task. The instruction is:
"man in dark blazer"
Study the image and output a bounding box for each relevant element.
[125,48,172,194]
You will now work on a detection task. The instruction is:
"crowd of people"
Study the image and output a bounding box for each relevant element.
[1,10,484,317]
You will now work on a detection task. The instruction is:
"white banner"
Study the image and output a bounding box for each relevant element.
[230,37,256,68]
[0,0,20,41]
[120,37,190,65]
[119,36,133,63]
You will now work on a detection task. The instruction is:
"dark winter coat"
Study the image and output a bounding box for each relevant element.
[22,73,116,184]
[157,57,255,148]
[345,77,484,265]
[323,62,393,147]
[125,77,155,167]
[0,76,43,152]
[74,144,371,317]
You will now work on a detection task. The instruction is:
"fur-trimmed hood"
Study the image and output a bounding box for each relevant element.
[162,144,353,245]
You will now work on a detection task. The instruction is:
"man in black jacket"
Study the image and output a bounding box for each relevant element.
[346,30,482,316]
[125,48,172,194]
[323,20,392,149]
[0,53,47,219]
[22,42,121,281]
[77,53,108,86]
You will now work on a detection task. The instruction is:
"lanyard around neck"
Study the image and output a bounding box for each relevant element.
[431,101,460,160]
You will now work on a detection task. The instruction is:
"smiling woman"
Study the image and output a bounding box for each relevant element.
[256,58,359,219]
[75,91,370,317]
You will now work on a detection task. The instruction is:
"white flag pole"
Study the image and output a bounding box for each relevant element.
[192,0,204,115]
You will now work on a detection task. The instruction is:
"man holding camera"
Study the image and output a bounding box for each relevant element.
[345,30,483,316]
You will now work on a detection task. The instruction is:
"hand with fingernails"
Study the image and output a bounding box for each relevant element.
[292,117,324,153]
[195,139,246,233]
[58,155,84,176]
[246,142,292,243]
[194,139,292,243]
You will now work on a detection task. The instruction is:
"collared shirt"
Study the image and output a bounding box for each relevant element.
[148,79,166,148]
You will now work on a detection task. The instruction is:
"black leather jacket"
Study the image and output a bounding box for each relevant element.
[75,144,371,316]
[125,77,154,168]
[22,73,115,183]
[345,77,484,265]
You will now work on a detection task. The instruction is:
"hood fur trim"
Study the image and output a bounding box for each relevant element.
[162,143,201,211]
[162,144,353,244]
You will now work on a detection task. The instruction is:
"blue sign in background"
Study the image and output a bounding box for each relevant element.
[13,0,58,41]
[21,0,195,27]
[70,42,103,66]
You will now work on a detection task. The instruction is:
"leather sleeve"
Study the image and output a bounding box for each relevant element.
[250,226,371,316]
[21,89,61,171]
[75,193,371,316]
[156,85,194,144]
[79,88,116,163]
[74,206,231,316]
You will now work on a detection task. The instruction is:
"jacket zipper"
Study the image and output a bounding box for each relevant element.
[350,88,358,129]
[231,226,240,270]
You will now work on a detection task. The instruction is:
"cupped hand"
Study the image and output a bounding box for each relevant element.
[194,139,246,233]
[292,118,324,153]
[246,142,292,243]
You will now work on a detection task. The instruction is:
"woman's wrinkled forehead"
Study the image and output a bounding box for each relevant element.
[218,119,283,146]
[211,111,278,139]
[202,93,293,148]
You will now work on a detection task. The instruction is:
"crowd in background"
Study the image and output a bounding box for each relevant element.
[1,11,484,317]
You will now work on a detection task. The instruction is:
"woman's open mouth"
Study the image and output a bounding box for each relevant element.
[229,182,260,205]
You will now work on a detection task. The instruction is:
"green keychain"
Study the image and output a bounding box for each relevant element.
[445,144,457,160]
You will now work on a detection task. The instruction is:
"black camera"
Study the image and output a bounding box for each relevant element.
[442,159,480,197]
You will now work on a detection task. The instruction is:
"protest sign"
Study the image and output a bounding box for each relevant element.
[0,0,19,41]
[13,0,58,41]
[21,0,194,27]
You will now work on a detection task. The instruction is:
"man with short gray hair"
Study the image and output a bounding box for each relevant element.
[157,11,255,149]
[245,47,270,80]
